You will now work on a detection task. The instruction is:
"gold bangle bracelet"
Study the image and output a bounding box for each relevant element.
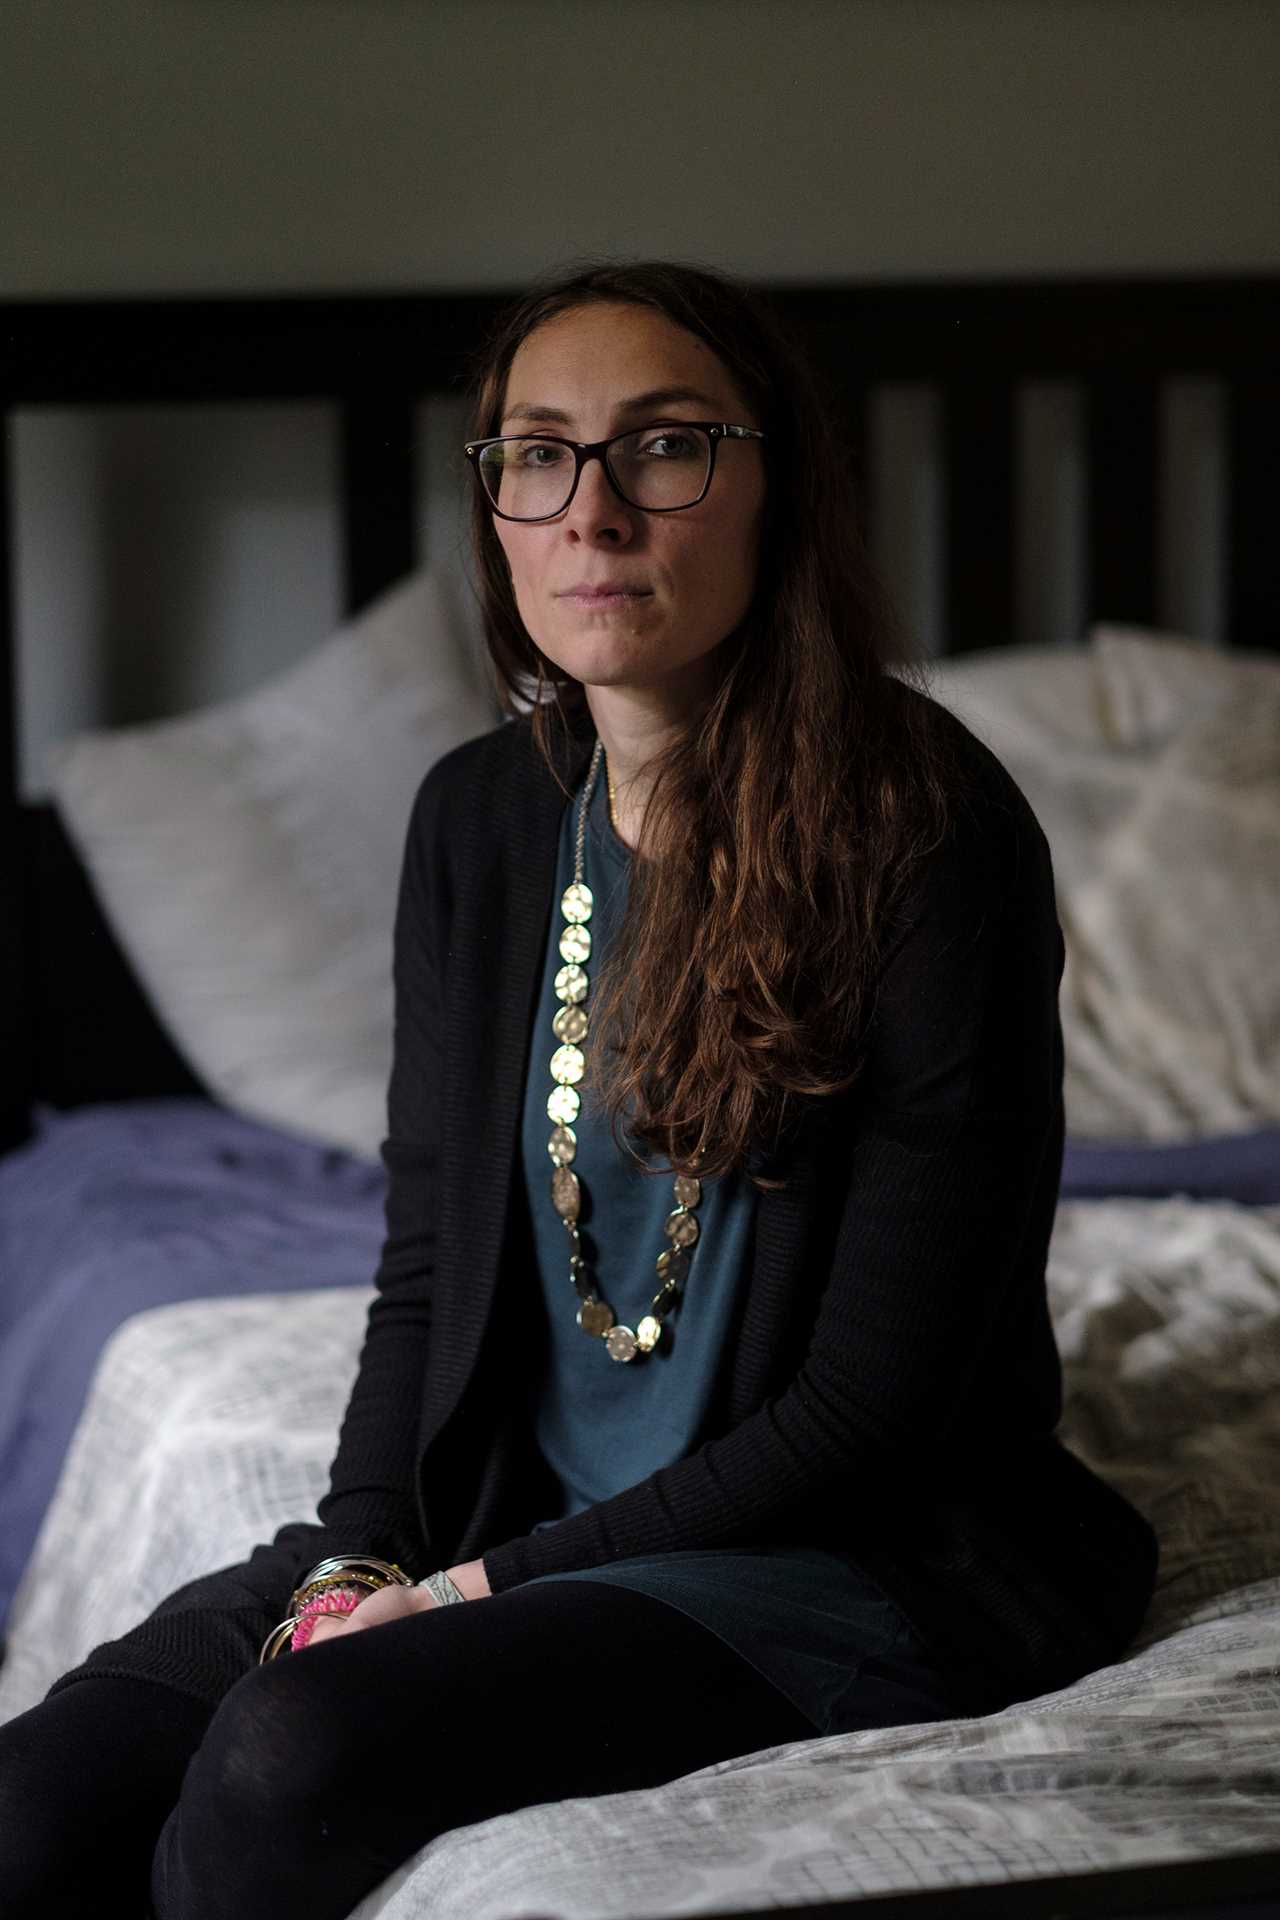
[288,1556,411,1614]
[259,1615,304,1664]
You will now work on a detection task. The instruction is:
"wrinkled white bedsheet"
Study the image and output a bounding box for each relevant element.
[3,1194,1278,1917]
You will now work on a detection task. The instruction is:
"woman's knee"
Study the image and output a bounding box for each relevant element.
[0,1679,210,1914]
[187,1657,351,1827]
[152,1656,410,1917]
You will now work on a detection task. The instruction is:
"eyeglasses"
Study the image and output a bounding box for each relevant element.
[463,421,765,522]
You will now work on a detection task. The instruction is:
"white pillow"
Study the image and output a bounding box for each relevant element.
[1089,622,1280,749]
[49,571,501,1160]
[1061,627,1280,1139]
[921,631,1280,1140]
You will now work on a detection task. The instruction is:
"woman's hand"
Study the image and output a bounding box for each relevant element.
[306,1559,490,1646]
[307,1582,430,1644]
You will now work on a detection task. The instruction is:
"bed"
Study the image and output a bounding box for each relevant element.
[2,277,1279,1919]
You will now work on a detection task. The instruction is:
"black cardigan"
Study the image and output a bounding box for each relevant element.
[51,687,1158,1718]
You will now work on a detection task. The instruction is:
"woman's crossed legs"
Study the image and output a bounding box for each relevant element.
[142,1577,813,1920]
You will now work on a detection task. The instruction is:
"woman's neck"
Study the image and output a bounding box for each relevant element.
[604,762,645,854]
[586,682,706,858]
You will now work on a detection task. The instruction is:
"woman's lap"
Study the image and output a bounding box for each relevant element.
[0,1569,973,1920]
[150,1576,817,1918]
[149,1576,817,1918]
[0,1577,812,1920]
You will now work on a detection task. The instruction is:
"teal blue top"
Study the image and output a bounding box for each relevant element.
[516,753,959,1736]
[519,752,756,1509]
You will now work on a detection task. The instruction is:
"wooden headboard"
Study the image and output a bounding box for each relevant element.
[3,275,1278,1149]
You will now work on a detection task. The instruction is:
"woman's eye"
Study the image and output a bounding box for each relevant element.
[638,431,695,459]
[516,439,568,466]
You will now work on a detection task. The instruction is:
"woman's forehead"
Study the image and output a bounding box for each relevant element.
[502,303,749,424]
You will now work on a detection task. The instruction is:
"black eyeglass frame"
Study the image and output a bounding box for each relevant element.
[463,421,766,522]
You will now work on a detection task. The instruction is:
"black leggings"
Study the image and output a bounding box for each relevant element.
[0,1576,938,1920]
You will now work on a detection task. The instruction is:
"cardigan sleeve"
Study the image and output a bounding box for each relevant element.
[47,767,450,1710]
[480,768,1066,1594]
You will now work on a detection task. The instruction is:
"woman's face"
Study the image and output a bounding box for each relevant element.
[492,301,766,703]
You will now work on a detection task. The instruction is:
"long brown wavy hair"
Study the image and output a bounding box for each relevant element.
[460,257,969,1193]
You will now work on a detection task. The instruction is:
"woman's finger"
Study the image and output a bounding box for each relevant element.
[342,1584,437,1633]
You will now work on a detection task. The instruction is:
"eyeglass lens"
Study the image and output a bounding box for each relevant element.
[477,426,712,518]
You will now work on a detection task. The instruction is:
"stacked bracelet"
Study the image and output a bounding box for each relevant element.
[259,1554,414,1664]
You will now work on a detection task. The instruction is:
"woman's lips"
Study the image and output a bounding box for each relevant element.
[560,590,652,608]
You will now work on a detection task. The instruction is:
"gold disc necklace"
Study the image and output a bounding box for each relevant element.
[546,737,704,1363]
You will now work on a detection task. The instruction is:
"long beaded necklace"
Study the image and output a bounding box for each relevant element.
[547,736,704,1363]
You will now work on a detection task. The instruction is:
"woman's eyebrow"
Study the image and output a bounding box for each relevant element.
[501,386,723,428]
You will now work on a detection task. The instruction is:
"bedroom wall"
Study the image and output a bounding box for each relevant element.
[6,0,1278,794]
[6,0,1278,293]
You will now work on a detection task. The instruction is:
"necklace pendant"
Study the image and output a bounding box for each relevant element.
[605,1324,639,1364]
[554,963,588,1005]
[550,1042,585,1087]
[561,881,593,923]
[551,1165,581,1221]
[559,922,591,965]
[655,1245,689,1286]
[665,1208,699,1248]
[552,1005,588,1046]
[548,1084,580,1126]
[635,1314,662,1353]
[577,1298,613,1337]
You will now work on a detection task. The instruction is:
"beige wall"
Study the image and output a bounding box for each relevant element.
[4,0,1278,296]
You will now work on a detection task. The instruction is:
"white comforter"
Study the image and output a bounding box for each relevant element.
[3,1192,1279,1917]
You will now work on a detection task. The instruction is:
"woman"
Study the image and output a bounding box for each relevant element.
[0,259,1158,1919]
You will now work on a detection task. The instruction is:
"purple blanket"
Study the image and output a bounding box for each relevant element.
[0,1100,385,1641]
[1060,1129,1280,1206]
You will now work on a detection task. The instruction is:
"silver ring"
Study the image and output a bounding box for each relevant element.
[415,1570,468,1605]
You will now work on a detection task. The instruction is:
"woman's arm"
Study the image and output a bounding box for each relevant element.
[479,773,1065,1593]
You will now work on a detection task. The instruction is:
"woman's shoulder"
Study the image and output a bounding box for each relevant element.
[404,710,568,841]
[414,711,527,802]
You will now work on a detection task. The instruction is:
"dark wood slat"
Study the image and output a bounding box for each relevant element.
[0,292,501,406]
[338,395,418,616]
[1227,377,1280,651]
[3,279,1277,404]
[773,277,1280,385]
[944,381,1015,653]
[1086,375,1159,628]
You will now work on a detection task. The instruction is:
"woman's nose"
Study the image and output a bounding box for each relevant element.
[563,451,635,536]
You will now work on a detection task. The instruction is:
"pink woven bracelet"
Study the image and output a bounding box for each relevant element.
[290,1585,363,1652]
